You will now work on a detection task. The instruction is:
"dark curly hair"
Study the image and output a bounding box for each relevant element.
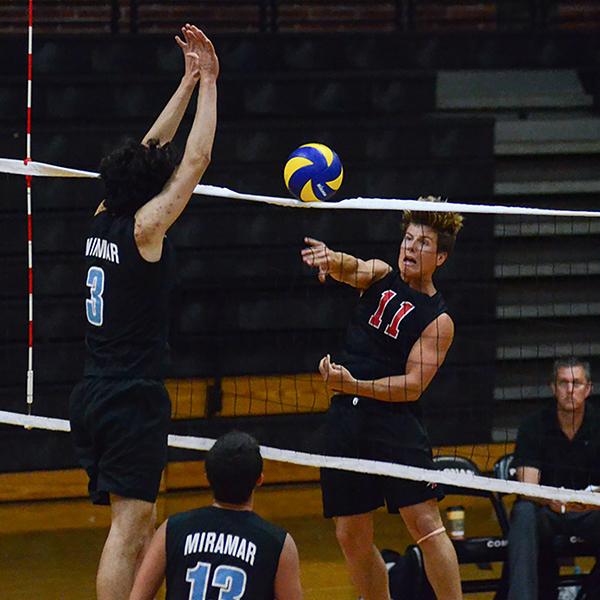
[99,139,178,216]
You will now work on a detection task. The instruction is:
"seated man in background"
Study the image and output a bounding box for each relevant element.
[129,431,303,600]
[507,357,600,600]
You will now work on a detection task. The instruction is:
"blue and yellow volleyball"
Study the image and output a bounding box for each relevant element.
[283,143,343,202]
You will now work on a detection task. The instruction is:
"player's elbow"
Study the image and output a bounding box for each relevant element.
[404,387,423,402]
[182,148,211,175]
[402,378,426,402]
[199,148,212,166]
[191,150,211,172]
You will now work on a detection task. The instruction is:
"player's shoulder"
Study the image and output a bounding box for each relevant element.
[364,263,395,289]
[424,311,454,336]
[245,512,287,544]
[168,506,212,528]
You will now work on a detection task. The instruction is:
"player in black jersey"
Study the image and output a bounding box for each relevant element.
[68,25,219,600]
[301,197,464,600]
[129,431,303,600]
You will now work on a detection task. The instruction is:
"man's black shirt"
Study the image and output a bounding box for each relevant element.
[513,404,600,489]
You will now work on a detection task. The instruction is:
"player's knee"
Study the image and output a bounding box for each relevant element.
[112,501,155,539]
[413,512,442,542]
[335,521,372,555]
[110,517,153,557]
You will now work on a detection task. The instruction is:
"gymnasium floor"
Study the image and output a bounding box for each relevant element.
[0,483,506,599]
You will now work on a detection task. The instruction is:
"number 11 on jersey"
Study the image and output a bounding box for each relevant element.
[86,266,105,327]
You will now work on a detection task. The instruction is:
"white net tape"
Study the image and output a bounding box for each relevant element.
[3,157,600,507]
[2,157,600,217]
[2,409,599,506]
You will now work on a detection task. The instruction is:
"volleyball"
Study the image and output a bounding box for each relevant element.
[283,143,343,202]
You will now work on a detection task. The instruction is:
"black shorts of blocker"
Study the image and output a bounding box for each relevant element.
[69,377,171,505]
[320,394,443,517]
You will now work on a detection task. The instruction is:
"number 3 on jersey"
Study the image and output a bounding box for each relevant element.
[186,562,247,600]
[86,266,105,327]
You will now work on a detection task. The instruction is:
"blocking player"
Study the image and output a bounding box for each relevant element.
[129,431,303,600]
[69,24,218,600]
[301,197,464,600]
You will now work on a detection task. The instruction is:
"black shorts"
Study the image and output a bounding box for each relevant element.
[69,377,171,505]
[320,394,443,518]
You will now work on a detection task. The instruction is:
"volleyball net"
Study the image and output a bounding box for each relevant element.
[1,157,600,508]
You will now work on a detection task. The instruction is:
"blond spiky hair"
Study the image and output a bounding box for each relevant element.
[402,195,464,255]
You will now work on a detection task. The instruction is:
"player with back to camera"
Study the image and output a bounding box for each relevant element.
[68,24,218,600]
[129,430,303,600]
[301,197,464,600]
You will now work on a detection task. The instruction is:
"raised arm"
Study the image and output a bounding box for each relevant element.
[129,521,167,600]
[301,237,391,290]
[274,534,303,600]
[135,25,218,259]
[320,313,454,402]
[142,24,202,146]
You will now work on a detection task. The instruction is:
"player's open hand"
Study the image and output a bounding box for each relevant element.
[319,354,356,394]
[176,24,201,82]
[301,237,339,283]
[176,24,219,82]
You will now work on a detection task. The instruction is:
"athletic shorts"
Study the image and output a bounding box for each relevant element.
[69,377,171,505]
[320,394,443,517]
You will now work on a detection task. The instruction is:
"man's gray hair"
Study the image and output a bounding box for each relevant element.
[551,356,592,383]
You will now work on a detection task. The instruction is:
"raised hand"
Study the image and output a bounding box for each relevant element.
[301,237,340,283]
[176,24,219,82]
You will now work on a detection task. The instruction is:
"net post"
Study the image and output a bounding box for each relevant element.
[24,0,34,422]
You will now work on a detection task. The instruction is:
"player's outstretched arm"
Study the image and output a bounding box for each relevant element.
[319,313,454,402]
[301,237,391,290]
[135,25,218,258]
[142,24,202,146]
[129,520,167,600]
[274,534,303,600]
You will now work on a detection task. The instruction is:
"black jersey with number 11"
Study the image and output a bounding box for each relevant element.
[83,212,176,379]
[339,270,449,382]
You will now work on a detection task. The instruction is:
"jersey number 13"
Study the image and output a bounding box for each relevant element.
[186,562,247,600]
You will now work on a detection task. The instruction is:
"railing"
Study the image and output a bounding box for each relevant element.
[0,1,598,34]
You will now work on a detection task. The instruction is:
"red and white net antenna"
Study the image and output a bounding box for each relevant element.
[25,0,34,414]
